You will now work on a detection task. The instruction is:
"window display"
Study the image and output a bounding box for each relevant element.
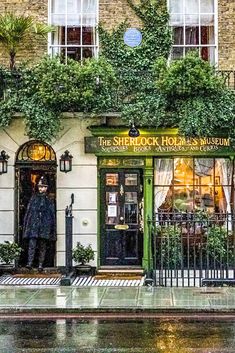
[154,157,234,214]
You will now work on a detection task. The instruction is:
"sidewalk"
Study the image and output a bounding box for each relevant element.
[0,285,234,316]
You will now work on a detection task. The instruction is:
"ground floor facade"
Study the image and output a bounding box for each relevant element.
[0,116,234,277]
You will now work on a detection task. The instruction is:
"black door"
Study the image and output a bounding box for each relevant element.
[100,170,143,266]
[16,167,56,267]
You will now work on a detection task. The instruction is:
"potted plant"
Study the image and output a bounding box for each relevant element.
[0,241,22,273]
[72,242,95,275]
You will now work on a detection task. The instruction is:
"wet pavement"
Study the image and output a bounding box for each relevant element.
[0,286,234,314]
[0,318,235,353]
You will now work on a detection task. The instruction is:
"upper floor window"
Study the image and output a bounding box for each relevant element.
[49,0,98,62]
[169,0,217,64]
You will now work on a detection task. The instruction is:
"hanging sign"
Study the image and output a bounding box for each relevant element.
[124,28,142,47]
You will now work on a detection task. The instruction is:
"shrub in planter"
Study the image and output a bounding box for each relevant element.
[72,242,95,266]
[0,241,22,265]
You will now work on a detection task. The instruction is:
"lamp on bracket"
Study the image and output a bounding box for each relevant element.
[0,150,9,175]
[59,150,73,173]
[128,123,140,138]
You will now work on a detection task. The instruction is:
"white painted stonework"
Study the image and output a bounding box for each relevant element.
[0,115,100,267]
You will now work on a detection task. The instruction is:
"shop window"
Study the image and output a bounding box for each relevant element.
[49,0,98,62]
[154,158,234,214]
[168,0,217,64]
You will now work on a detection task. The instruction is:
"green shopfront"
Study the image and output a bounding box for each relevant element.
[85,128,235,278]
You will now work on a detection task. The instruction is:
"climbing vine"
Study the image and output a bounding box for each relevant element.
[99,0,235,138]
[0,1,235,140]
[0,57,116,141]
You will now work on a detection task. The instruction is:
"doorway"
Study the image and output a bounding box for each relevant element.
[15,141,57,267]
[100,169,143,266]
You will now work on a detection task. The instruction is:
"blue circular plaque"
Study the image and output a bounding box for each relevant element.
[124,28,142,48]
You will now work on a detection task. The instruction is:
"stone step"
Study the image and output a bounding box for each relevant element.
[97,267,144,277]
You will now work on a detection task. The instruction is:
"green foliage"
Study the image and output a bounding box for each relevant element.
[0,12,53,69]
[206,226,234,264]
[157,225,182,268]
[154,53,223,97]
[72,242,95,265]
[29,56,116,113]
[0,56,116,141]
[99,0,172,113]
[153,52,235,137]
[0,241,22,265]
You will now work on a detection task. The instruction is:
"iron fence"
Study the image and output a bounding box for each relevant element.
[148,212,235,287]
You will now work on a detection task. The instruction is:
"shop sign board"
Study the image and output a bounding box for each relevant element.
[85,135,233,155]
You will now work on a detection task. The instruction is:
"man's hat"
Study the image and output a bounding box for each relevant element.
[38,176,48,187]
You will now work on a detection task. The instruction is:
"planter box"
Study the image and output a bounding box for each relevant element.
[74,265,96,276]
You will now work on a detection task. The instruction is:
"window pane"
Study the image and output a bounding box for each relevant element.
[154,159,173,185]
[125,174,138,186]
[171,47,184,60]
[106,173,119,186]
[82,27,95,45]
[83,0,97,12]
[185,0,199,14]
[185,14,199,25]
[125,192,137,223]
[170,14,184,25]
[201,0,214,13]
[51,14,66,25]
[174,186,194,212]
[67,27,81,45]
[201,46,215,63]
[194,158,214,186]
[67,47,81,60]
[201,14,214,25]
[52,0,66,13]
[174,158,193,185]
[67,0,81,13]
[201,25,214,44]
[52,27,64,44]
[155,186,173,211]
[215,159,233,186]
[215,186,227,212]
[200,186,214,210]
[173,27,184,45]
[186,26,199,45]
[82,47,94,59]
[169,0,183,13]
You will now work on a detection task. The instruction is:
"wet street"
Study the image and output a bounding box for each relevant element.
[0,319,234,353]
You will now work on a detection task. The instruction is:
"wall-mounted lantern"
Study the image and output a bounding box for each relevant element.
[128,123,140,138]
[60,150,73,173]
[0,150,9,175]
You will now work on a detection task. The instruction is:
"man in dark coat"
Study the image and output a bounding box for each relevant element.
[23,176,56,271]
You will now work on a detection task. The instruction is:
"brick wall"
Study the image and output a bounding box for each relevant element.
[218,0,235,69]
[99,0,141,31]
[0,0,48,67]
[0,1,234,69]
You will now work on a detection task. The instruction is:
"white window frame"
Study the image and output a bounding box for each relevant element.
[48,0,99,62]
[167,0,218,65]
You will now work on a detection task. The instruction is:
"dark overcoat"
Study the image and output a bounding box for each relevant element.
[23,193,56,241]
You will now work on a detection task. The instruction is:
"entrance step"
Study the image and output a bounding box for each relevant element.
[0,273,62,286]
[72,276,145,287]
[97,266,144,278]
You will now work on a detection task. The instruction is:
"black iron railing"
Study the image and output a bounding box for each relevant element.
[148,212,235,287]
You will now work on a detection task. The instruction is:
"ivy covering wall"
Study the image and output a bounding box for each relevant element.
[0,0,235,141]
[98,0,235,138]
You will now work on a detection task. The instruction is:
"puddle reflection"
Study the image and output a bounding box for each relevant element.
[0,319,234,352]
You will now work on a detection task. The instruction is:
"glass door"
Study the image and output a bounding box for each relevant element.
[100,169,143,266]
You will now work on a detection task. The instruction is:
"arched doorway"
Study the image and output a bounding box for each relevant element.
[15,140,57,267]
